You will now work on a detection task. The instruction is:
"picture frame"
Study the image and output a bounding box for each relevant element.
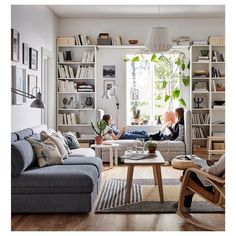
[29,48,38,70]
[11,66,26,105]
[22,43,28,65]
[103,65,115,78]
[104,80,115,95]
[28,75,38,96]
[11,28,20,62]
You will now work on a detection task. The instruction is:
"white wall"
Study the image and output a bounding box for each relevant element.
[58,17,224,128]
[11,5,58,132]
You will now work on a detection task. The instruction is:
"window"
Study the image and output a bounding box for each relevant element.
[126,50,189,125]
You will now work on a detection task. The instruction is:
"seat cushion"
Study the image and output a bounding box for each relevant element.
[11,140,36,176]
[12,157,102,194]
[69,148,95,157]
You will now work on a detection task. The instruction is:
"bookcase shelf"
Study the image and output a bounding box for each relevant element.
[190,44,225,158]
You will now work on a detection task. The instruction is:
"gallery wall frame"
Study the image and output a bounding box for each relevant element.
[11,28,20,62]
[29,48,38,70]
[28,75,38,96]
[103,65,115,78]
[11,66,26,105]
[22,43,28,65]
[104,80,115,95]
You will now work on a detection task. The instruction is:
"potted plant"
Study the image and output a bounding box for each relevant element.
[91,120,108,144]
[145,138,157,154]
[133,107,141,124]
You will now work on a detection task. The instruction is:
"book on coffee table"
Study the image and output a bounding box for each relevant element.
[120,153,156,160]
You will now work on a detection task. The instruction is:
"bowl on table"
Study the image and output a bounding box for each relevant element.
[128,40,138,45]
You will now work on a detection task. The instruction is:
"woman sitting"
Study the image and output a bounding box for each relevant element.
[150,107,184,141]
[102,114,149,141]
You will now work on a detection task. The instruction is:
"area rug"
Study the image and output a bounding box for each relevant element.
[95,179,225,214]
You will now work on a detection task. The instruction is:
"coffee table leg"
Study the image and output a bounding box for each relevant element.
[109,147,113,168]
[155,165,164,203]
[125,165,134,203]
[114,147,118,165]
[153,166,158,185]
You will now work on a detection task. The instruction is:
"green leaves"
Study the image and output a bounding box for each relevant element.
[162,80,167,88]
[172,88,180,99]
[164,95,170,102]
[182,75,190,86]
[124,58,130,62]
[178,98,187,107]
[131,56,140,62]
[151,54,157,62]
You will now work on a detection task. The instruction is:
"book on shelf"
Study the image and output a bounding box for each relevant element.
[74,34,90,45]
[192,40,208,45]
[192,127,207,138]
[213,105,225,109]
[58,52,64,62]
[212,132,225,137]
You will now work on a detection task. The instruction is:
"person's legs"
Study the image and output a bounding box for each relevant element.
[150,131,163,141]
[120,132,148,140]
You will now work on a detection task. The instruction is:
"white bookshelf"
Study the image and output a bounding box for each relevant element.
[56,43,97,139]
[190,44,225,158]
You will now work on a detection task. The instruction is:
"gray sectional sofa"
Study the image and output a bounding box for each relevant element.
[11,125,102,213]
[99,110,191,163]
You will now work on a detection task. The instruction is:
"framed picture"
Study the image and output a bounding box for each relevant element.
[103,65,115,78]
[29,48,38,70]
[11,66,26,105]
[11,28,20,62]
[28,75,38,96]
[104,80,115,95]
[22,43,28,65]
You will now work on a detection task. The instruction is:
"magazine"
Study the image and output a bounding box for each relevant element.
[120,153,156,160]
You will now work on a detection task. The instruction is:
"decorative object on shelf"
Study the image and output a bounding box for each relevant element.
[193,97,204,108]
[91,120,109,144]
[11,28,20,62]
[11,66,26,104]
[200,50,209,57]
[65,50,72,61]
[85,95,93,107]
[28,75,38,96]
[145,139,157,154]
[208,36,225,46]
[128,40,138,45]
[57,37,75,46]
[62,96,74,109]
[22,43,28,65]
[11,87,44,109]
[103,65,115,78]
[29,48,38,70]
[97,33,112,45]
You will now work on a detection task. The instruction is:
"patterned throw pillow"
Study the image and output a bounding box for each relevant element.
[175,124,184,141]
[26,137,64,167]
[63,132,80,150]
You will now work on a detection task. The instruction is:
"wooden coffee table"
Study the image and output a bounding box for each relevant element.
[123,151,165,203]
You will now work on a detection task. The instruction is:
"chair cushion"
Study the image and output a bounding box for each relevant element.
[175,124,185,141]
[26,137,64,167]
[12,157,102,194]
[11,140,36,176]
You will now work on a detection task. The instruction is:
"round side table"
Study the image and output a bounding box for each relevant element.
[91,143,119,168]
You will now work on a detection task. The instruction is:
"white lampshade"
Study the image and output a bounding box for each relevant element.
[145,27,172,53]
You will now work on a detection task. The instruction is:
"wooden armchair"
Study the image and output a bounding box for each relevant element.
[177,167,225,231]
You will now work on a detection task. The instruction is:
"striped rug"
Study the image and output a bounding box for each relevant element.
[95,179,225,214]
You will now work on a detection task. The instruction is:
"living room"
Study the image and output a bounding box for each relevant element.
[5,0,235,233]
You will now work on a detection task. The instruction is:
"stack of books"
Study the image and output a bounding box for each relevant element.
[193,81,208,92]
[58,113,77,125]
[192,40,208,45]
[58,65,75,78]
[197,56,209,62]
[74,34,91,45]
[58,80,77,92]
[77,84,94,92]
[76,66,94,78]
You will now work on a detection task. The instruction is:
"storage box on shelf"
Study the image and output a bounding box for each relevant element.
[207,136,225,160]
[56,39,97,143]
[190,43,225,158]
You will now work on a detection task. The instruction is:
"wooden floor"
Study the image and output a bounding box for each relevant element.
[11,165,225,231]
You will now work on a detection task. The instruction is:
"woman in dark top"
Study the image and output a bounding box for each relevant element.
[102,114,149,141]
[150,108,184,141]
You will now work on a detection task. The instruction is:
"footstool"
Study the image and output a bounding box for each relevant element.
[171,155,195,170]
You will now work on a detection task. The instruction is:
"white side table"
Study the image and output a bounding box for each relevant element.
[91,143,119,168]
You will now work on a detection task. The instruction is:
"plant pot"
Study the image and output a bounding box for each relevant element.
[148,146,157,154]
[164,111,175,124]
[133,118,140,125]
[95,136,103,145]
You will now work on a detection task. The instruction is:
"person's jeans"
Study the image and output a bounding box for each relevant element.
[120,130,149,141]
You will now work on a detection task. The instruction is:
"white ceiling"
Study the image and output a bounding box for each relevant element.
[48,5,225,18]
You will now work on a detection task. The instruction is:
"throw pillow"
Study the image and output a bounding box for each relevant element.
[49,134,69,159]
[175,124,184,141]
[55,130,72,154]
[26,137,63,167]
[40,128,56,141]
[63,132,80,150]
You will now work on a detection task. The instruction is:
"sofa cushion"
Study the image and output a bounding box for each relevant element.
[69,148,95,157]
[63,132,80,149]
[49,135,69,159]
[11,140,36,176]
[64,156,102,174]
[11,133,18,143]
[15,128,33,140]
[12,158,102,194]
[26,137,64,167]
